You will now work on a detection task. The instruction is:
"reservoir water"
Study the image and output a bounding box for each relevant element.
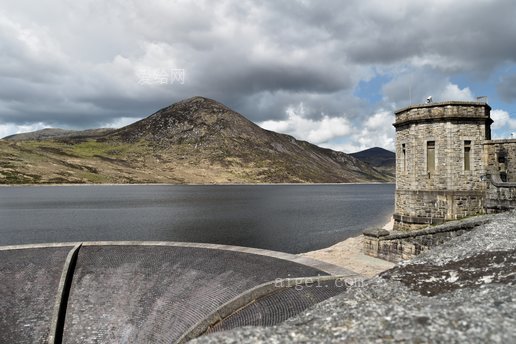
[0,184,394,253]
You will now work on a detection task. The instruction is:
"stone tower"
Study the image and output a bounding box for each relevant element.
[393,101,492,230]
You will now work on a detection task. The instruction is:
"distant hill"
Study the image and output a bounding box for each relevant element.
[4,128,115,141]
[351,147,395,177]
[0,97,393,184]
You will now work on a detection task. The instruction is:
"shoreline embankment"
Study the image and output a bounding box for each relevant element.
[300,218,395,277]
[0,182,395,187]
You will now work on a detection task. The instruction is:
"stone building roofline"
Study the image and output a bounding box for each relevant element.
[393,101,492,128]
[394,100,491,115]
[484,139,516,144]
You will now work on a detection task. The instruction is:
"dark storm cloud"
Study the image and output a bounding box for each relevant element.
[227,90,368,123]
[332,0,516,73]
[1,0,516,147]
[497,74,516,102]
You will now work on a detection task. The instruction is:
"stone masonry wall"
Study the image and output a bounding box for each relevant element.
[363,216,490,262]
[394,101,492,129]
[483,139,516,182]
[395,122,486,192]
[394,190,484,229]
[393,102,491,230]
[483,140,516,212]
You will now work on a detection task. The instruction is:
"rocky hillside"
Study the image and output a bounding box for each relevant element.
[351,147,396,177]
[0,97,392,184]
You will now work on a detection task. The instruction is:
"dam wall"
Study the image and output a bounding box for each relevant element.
[0,241,359,343]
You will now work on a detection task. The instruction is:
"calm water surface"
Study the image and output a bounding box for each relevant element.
[0,184,394,253]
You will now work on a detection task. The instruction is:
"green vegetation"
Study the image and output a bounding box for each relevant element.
[70,140,148,158]
[0,170,41,184]
[0,97,393,185]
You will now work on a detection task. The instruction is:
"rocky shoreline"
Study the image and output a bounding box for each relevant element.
[195,211,516,343]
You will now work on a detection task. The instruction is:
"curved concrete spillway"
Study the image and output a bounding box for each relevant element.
[0,245,73,343]
[0,242,359,343]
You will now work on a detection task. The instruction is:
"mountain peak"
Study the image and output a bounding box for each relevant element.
[1,96,393,184]
[109,96,261,145]
[181,96,216,103]
[162,96,231,113]
[350,147,395,176]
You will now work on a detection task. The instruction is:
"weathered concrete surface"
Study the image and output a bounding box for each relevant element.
[0,246,72,343]
[194,211,516,343]
[205,278,359,335]
[0,242,357,344]
[60,245,347,343]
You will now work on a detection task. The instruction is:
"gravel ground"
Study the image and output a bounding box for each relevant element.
[300,219,395,278]
[194,211,516,343]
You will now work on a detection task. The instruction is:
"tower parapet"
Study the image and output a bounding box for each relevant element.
[393,101,492,230]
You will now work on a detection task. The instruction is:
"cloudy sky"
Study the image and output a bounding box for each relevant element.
[1,0,516,152]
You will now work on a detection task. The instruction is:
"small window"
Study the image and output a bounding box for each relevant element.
[427,141,435,172]
[402,143,407,172]
[464,140,471,171]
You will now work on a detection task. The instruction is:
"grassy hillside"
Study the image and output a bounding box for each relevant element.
[0,97,393,184]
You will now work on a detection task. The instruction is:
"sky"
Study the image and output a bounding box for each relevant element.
[1,0,516,153]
